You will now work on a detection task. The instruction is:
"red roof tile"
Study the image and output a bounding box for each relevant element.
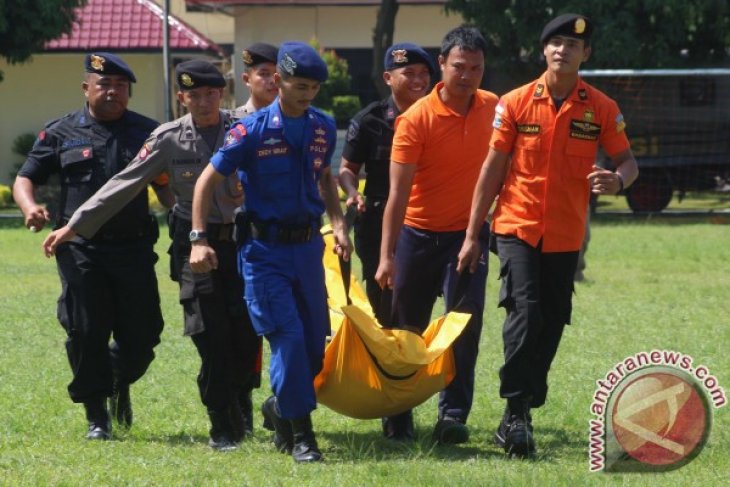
[46,0,223,56]
[188,0,444,5]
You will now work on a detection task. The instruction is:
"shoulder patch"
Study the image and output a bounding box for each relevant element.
[346,120,360,142]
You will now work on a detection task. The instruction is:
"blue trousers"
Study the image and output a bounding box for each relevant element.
[392,223,489,422]
[240,235,329,419]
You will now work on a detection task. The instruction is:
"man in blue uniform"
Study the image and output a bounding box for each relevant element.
[190,42,352,463]
[338,42,434,326]
[13,53,165,440]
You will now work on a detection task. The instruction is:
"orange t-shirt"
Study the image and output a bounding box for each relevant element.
[391,82,498,231]
[491,73,630,252]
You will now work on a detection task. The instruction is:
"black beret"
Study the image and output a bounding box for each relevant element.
[540,14,593,44]
[277,41,328,82]
[384,42,435,76]
[175,60,226,90]
[84,52,136,82]
[242,42,279,67]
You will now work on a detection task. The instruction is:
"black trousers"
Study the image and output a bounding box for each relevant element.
[172,221,261,412]
[55,240,164,403]
[353,200,387,323]
[495,235,578,409]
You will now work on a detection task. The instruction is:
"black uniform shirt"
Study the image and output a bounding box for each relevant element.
[341,97,400,200]
[18,105,158,235]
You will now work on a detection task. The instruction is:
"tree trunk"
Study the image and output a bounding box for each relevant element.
[372,0,399,99]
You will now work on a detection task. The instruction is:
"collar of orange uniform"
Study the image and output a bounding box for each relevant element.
[531,72,589,104]
[430,81,487,117]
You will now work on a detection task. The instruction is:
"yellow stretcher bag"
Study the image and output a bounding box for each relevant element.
[313,227,470,419]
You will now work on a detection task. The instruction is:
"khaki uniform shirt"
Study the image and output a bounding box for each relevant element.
[231,98,258,120]
[69,111,242,238]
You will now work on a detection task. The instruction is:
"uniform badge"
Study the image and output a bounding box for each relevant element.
[263,137,282,145]
[137,143,151,161]
[280,53,297,75]
[534,84,545,97]
[38,130,46,142]
[181,73,194,87]
[82,148,92,158]
[242,50,253,65]
[181,170,194,179]
[574,18,586,35]
[90,55,105,71]
[615,114,626,133]
[346,120,359,142]
[392,49,408,64]
[315,127,326,136]
[314,136,327,144]
[578,89,587,100]
[492,114,503,129]
[313,157,323,171]
[584,110,594,122]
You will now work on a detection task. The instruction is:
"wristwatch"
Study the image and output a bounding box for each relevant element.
[189,229,208,242]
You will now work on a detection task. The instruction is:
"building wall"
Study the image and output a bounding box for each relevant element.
[231,5,463,104]
[0,54,166,184]
[153,0,235,45]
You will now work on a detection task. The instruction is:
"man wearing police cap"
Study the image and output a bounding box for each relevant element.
[339,42,434,327]
[233,42,279,119]
[458,14,638,457]
[191,41,352,463]
[43,59,263,451]
[13,52,165,440]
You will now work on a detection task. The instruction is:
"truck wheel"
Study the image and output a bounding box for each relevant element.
[626,172,673,212]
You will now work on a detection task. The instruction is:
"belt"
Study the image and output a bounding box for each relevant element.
[206,222,235,242]
[249,219,321,244]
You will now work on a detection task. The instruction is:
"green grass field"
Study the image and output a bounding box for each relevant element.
[1,217,728,486]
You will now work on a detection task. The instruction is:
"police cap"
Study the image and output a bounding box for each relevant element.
[540,14,593,44]
[84,52,136,82]
[277,41,328,82]
[384,42,435,76]
[175,60,226,90]
[243,42,278,67]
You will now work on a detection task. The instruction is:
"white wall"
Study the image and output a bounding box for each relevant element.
[230,5,463,104]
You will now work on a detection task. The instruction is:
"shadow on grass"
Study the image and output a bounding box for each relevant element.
[143,431,209,447]
[318,424,586,464]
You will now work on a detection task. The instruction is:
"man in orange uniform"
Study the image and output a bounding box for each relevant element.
[458,14,638,458]
[375,25,498,444]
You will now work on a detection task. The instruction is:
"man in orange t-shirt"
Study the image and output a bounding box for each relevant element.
[458,14,638,458]
[375,25,498,444]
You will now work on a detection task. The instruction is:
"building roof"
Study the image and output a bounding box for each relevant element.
[46,0,224,56]
[187,0,445,6]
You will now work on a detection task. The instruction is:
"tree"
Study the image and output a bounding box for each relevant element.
[0,0,87,82]
[310,39,362,127]
[372,0,399,98]
[445,0,730,75]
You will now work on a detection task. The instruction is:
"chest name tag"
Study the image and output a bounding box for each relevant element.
[569,120,601,141]
[517,124,541,134]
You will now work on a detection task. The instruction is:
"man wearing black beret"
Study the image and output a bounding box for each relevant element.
[234,42,279,118]
[458,13,638,457]
[43,59,262,451]
[14,52,166,440]
[339,43,434,333]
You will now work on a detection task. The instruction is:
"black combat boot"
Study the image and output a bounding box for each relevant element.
[382,410,415,441]
[290,414,322,463]
[494,400,535,459]
[109,380,132,428]
[207,409,238,452]
[261,396,293,454]
[84,398,111,440]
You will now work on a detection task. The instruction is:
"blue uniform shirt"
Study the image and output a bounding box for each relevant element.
[211,98,336,224]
